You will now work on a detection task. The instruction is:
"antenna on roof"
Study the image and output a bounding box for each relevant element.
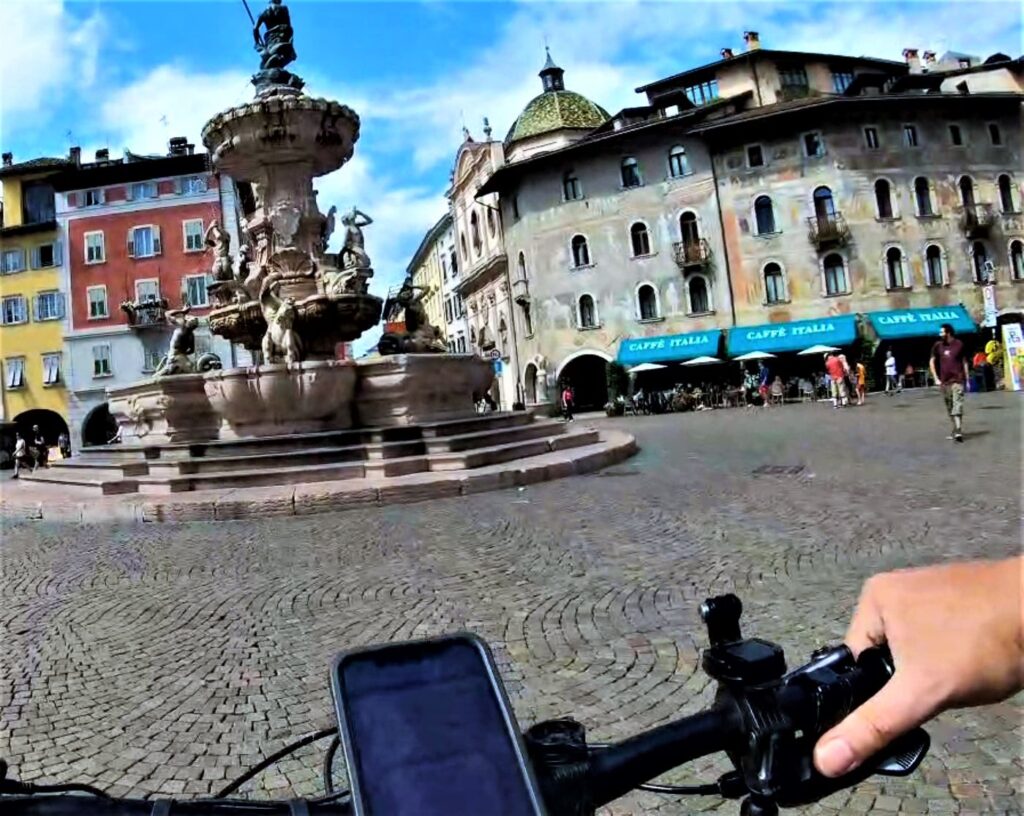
[65,129,74,146]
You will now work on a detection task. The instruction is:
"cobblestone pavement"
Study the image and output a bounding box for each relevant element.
[2,390,1021,815]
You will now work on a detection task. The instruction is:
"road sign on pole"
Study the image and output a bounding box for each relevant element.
[493,360,503,374]
[488,349,501,361]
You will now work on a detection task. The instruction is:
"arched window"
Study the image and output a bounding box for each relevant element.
[578,294,597,328]
[998,174,1016,213]
[516,251,527,282]
[460,233,467,259]
[763,262,785,304]
[813,186,836,222]
[620,156,641,188]
[637,284,659,320]
[688,276,710,314]
[754,195,776,235]
[914,177,934,216]
[498,315,508,354]
[874,179,894,219]
[487,207,496,236]
[470,211,482,254]
[823,253,848,295]
[972,241,991,282]
[668,145,690,178]
[571,234,590,267]
[885,247,908,289]
[563,169,582,201]
[959,175,976,208]
[630,222,651,256]
[679,211,700,247]
[1010,239,1024,280]
[520,301,533,335]
[925,245,945,286]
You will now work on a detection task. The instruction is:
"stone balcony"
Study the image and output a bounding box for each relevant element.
[957,203,996,238]
[672,239,712,270]
[807,213,850,249]
[121,298,169,330]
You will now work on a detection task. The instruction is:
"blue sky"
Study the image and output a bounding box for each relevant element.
[3,0,1021,330]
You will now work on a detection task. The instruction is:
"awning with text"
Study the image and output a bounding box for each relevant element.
[865,305,978,340]
[617,330,723,365]
[726,314,859,356]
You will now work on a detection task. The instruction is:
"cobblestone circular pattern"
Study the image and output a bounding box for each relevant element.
[2,391,1021,815]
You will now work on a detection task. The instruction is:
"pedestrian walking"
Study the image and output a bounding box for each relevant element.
[884,350,901,395]
[825,352,849,408]
[757,361,771,408]
[855,360,867,406]
[929,322,969,443]
[561,383,575,422]
[31,425,48,469]
[58,431,71,460]
[12,434,28,479]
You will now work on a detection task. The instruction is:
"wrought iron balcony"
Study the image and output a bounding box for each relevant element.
[957,203,996,237]
[672,238,712,270]
[121,298,169,329]
[806,213,850,248]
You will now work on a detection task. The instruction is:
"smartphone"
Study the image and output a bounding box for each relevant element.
[330,633,547,816]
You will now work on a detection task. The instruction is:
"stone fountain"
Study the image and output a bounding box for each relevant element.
[105,0,493,445]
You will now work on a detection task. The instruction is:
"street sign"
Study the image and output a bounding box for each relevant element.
[488,349,501,361]
[982,283,998,328]
[493,360,503,374]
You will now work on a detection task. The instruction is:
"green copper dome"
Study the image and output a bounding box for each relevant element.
[504,49,609,145]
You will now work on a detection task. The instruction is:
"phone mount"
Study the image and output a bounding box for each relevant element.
[700,595,930,816]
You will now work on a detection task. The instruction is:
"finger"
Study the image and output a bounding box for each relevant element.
[813,673,937,778]
[844,584,887,657]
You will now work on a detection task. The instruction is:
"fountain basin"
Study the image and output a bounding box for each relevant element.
[355,354,495,427]
[108,374,219,444]
[204,361,357,438]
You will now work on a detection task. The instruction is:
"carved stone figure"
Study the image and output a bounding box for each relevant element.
[260,280,303,364]
[155,307,199,377]
[321,205,337,253]
[338,207,373,269]
[253,0,297,71]
[378,276,446,355]
[205,220,233,281]
[237,244,252,282]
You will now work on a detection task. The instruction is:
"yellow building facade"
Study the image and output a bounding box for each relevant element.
[405,213,451,338]
[0,157,71,439]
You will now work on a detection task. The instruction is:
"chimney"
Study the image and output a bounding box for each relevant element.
[902,48,921,73]
[2,152,12,167]
[69,146,81,166]
[95,148,109,161]
[721,47,734,59]
[168,136,188,156]
[186,143,195,156]
[923,50,936,65]
[743,31,760,51]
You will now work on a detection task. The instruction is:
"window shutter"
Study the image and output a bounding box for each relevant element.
[69,192,79,208]
[98,188,106,205]
[153,225,162,255]
[125,184,134,201]
[174,177,184,195]
[32,295,39,320]
[30,247,41,269]
[127,228,135,258]
[53,241,63,266]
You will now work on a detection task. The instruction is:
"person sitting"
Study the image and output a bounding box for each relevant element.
[770,375,785,405]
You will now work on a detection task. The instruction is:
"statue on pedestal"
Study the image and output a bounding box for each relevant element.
[378,276,446,355]
[205,220,233,281]
[325,206,374,295]
[252,0,304,92]
[260,280,303,364]
[155,307,199,376]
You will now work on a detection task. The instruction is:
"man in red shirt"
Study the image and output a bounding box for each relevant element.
[929,323,969,442]
[825,352,848,408]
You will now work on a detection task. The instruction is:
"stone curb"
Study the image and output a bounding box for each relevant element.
[1,430,638,525]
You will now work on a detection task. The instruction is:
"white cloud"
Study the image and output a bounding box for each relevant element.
[0,0,105,130]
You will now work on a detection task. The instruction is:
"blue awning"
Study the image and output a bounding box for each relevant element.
[727,315,859,356]
[865,305,978,340]
[618,330,722,365]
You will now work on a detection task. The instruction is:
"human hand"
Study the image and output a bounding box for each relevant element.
[813,557,1024,778]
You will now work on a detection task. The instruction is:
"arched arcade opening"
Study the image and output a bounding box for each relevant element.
[81,403,119,447]
[557,351,611,412]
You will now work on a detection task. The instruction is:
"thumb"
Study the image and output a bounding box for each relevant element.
[813,673,935,778]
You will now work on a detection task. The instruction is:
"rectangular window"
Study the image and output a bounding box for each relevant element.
[129,225,162,258]
[87,286,108,319]
[85,231,106,264]
[684,79,719,106]
[92,344,112,377]
[988,123,1003,146]
[864,127,880,149]
[22,181,56,224]
[802,132,825,157]
[142,342,164,373]
[184,274,209,307]
[832,70,855,93]
[779,65,809,87]
[83,189,104,207]
[903,124,919,147]
[745,144,765,168]
[1,296,28,325]
[130,181,158,200]
[42,353,61,386]
[949,124,964,146]
[135,279,160,303]
[35,291,64,321]
[182,175,208,194]
[1,248,26,274]
[5,357,25,389]
[30,242,60,269]
[184,219,205,252]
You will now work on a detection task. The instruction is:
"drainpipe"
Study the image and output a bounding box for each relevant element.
[709,153,738,327]
[750,59,764,107]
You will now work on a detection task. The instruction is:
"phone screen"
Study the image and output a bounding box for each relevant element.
[333,636,544,816]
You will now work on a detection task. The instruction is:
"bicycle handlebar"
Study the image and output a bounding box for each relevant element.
[1,594,930,816]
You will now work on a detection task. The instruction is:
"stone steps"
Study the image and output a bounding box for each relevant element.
[19,470,141,496]
[136,462,368,495]
[428,429,600,471]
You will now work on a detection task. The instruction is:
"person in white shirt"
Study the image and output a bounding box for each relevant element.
[884,350,901,395]
[12,434,28,478]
